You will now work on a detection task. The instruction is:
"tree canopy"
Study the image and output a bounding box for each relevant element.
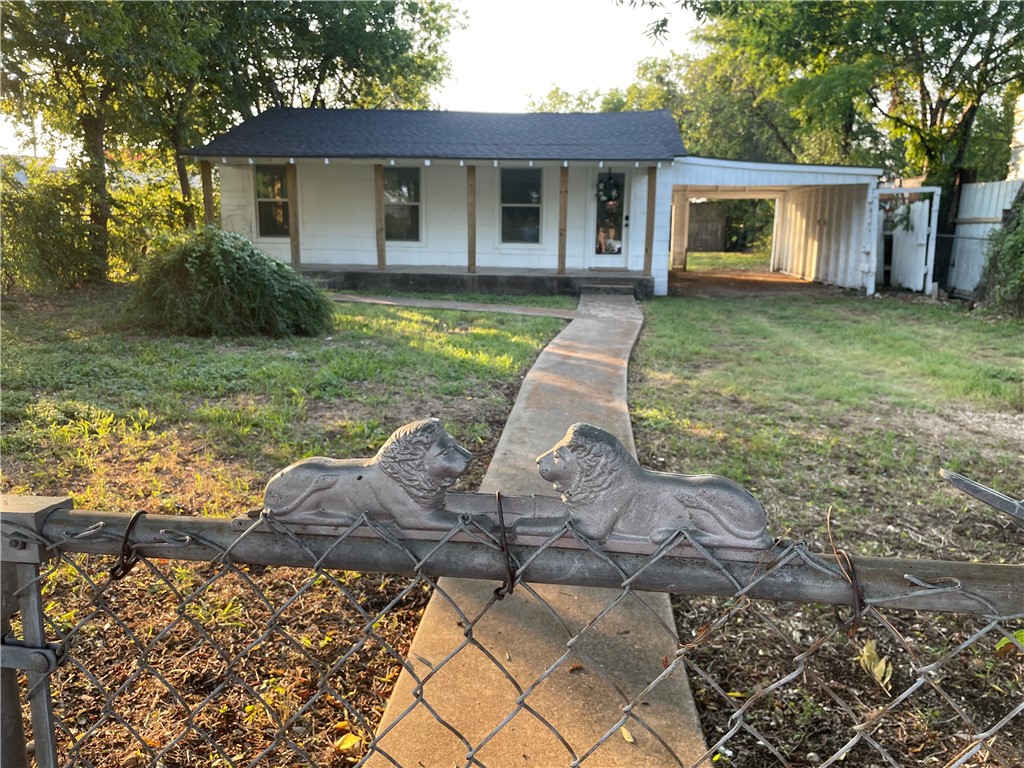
[1,0,458,274]
[682,0,1024,225]
[563,1,1022,231]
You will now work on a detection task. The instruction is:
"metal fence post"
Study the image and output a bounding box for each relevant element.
[1,496,73,768]
[2,561,30,768]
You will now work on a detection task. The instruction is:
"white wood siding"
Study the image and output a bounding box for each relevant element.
[216,160,674,294]
[219,165,254,242]
[300,164,376,265]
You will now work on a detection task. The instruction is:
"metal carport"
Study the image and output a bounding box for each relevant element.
[669,157,883,294]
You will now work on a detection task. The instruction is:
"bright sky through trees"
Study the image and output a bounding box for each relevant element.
[0,0,699,157]
[434,0,698,112]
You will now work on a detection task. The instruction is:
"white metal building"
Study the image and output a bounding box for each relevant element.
[670,157,883,294]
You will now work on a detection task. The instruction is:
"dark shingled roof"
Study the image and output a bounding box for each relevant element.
[187,108,687,161]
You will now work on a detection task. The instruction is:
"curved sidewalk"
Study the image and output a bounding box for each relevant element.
[369,293,705,766]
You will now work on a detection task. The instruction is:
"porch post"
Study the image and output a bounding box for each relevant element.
[374,164,387,271]
[286,163,300,268]
[557,165,568,274]
[643,166,657,276]
[467,164,476,274]
[200,161,215,226]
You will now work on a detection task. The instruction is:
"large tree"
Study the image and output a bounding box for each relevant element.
[1,2,186,277]
[2,1,458,265]
[680,1,1024,227]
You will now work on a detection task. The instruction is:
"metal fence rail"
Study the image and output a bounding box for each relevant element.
[2,498,1022,767]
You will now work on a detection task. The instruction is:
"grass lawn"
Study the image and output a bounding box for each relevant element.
[684,250,772,272]
[0,285,567,511]
[632,290,1023,764]
[632,291,1022,560]
[2,284,1021,765]
[1,284,569,765]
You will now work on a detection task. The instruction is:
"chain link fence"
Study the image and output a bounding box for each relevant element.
[2,496,1022,768]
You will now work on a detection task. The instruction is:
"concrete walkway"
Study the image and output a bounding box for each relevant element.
[367,293,705,766]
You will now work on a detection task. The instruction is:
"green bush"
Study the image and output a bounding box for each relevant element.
[0,156,99,292]
[108,153,202,282]
[129,227,335,337]
[980,191,1024,316]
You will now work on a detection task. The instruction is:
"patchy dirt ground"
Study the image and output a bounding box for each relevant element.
[669,269,836,297]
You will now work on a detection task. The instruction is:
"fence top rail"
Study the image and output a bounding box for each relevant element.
[2,499,1020,618]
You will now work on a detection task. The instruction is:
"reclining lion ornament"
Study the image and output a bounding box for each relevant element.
[261,418,473,529]
[536,423,773,549]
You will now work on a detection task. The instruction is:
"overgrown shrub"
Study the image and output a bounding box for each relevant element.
[980,189,1024,316]
[129,227,335,337]
[0,156,99,292]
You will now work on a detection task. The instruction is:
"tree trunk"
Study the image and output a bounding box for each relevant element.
[926,102,979,236]
[175,154,197,229]
[923,103,980,292]
[171,121,197,229]
[80,110,110,281]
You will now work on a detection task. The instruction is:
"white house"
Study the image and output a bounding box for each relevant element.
[189,109,884,297]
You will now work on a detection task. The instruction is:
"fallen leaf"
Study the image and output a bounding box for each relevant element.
[568,664,585,674]
[619,726,635,744]
[333,733,362,755]
[856,639,892,694]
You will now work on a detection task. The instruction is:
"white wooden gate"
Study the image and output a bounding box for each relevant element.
[880,187,941,295]
[890,200,930,291]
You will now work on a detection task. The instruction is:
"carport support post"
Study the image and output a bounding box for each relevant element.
[671,189,690,270]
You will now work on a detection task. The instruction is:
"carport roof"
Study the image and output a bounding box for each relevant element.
[187,107,688,162]
[673,156,882,196]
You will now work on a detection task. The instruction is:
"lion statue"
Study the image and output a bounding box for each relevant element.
[536,423,773,548]
[262,418,472,529]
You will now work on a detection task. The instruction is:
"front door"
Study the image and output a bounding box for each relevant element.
[590,171,628,269]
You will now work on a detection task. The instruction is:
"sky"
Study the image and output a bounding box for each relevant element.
[0,1,700,156]
[434,0,699,112]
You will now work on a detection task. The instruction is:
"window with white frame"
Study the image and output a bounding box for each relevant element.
[254,165,290,237]
[500,168,542,244]
[383,168,421,242]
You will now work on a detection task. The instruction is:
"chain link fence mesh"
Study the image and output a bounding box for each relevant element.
[3,507,1022,768]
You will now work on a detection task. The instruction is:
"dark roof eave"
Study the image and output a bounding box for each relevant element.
[184,151,682,162]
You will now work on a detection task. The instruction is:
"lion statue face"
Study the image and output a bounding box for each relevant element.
[377,418,473,505]
[536,443,581,495]
[536,423,630,502]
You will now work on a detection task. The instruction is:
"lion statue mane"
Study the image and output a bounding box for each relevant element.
[262,418,472,529]
[536,423,772,548]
